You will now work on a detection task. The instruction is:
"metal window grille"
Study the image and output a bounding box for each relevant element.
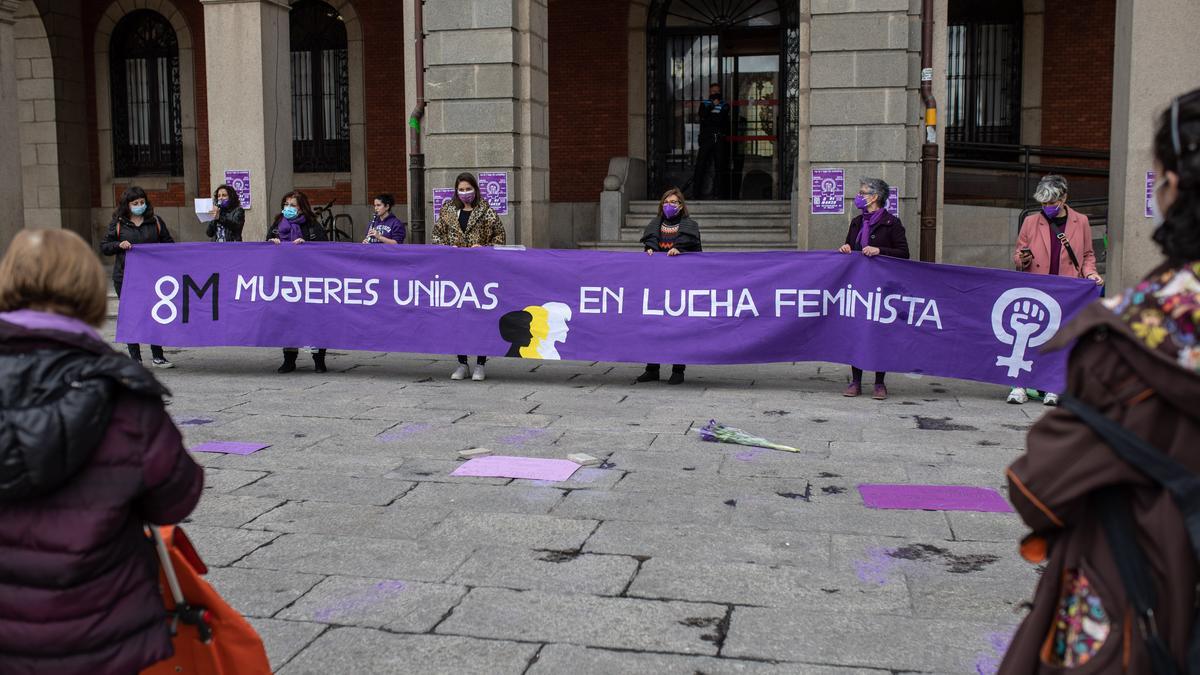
[110,10,182,177]
[946,3,1022,146]
[290,0,350,173]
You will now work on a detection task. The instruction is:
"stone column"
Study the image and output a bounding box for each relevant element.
[200,0,292,241]
[0,0,23,250]
[805,0,916,252]
[421,0,550,247]
[1107,0,1200,291]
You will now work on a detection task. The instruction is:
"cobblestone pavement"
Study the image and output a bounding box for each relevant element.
[119,332,1045,674]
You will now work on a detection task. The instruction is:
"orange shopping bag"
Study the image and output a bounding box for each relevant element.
[140,526,271,675]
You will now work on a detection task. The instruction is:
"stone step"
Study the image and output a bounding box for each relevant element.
[577,240,799,252]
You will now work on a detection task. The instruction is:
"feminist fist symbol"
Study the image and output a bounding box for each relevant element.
[992,289,1062,378]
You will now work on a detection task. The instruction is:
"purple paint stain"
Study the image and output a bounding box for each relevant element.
[175,418,214,426]
[313,580,407,621]
[854,546,899,585]
[974,630,1014,675]
[500,428,547,445]
[376,423,432,443]
[735,449,764,462]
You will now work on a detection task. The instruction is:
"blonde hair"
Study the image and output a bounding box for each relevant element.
[0,229,107,327]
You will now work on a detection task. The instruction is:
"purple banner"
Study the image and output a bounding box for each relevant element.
[479,172,509,215]
[432,188,455,215]
[1145,171,1156,218]
[115,245,1100,391]
[224,170,251,210]
[811,169,844,215]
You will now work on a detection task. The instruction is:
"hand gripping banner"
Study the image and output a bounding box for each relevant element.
[116,244,1100,391]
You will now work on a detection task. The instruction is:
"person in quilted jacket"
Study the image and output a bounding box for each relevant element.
[0,228,203,675]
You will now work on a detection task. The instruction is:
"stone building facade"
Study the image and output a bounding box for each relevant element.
[0,0,1197,292]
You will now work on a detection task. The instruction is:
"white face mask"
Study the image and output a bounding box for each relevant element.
[1151,177,1167,227]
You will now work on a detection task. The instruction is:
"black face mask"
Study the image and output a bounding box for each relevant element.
[710,93,720,101]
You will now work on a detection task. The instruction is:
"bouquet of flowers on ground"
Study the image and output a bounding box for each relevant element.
[697,419,801,453]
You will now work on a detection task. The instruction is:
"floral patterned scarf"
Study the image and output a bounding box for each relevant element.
[1104,261,1200,372]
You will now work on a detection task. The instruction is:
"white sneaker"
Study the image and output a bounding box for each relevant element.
[1043,392,1060,407]
[451,364,469,380]
[471,364,486,381]
[1006,387,1028,404]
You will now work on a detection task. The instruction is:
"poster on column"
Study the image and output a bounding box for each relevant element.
[887,187,899,216]
[224,170,251,209]
[811,169,844,214]
[478,172,509,215]
[432,188,455,215]
[1146,171,1156,218]
[116,245,1100,392]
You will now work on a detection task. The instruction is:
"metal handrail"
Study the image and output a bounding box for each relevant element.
[948,141,1109,160]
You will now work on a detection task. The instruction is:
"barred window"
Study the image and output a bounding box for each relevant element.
[110,10,183,176]
[947,1,1023,145]
[291,0,350,173]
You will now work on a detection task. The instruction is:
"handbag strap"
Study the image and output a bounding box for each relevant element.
[1056,229,1083,276]
[1097,489,1181,675]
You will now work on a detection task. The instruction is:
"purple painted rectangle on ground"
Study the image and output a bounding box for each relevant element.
[858,484,1013,513]
[190,441,270,456]
[452,456,580,481]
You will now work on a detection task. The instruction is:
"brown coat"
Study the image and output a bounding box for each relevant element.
[431,201,506,248]
[1000,276,1200,673]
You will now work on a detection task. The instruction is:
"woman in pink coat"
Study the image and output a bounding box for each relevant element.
[1008,174,1105,406]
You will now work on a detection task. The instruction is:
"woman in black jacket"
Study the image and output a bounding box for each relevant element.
[837,176,910,400]
[100,186,176,368]
[268,190,330,373]
[206,184,245,242]
[637,187,702,385]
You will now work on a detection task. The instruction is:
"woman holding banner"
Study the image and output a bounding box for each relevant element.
[637,187,702,385]
[433,172,506,381]
[268,191,330,373]
[1008,175,1104,406]
[998,88,1200,674]
[838,176,908,400]
[206,184,245,242]
[100,186,176,368]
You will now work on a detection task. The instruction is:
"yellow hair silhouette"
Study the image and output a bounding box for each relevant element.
[519,305,549,358]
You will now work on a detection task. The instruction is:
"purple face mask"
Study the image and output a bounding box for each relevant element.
[458,190,476,205]
[662,202,682,219]
[217,198,229,208]
[1042,204,1061,219]
[853,194,870,211]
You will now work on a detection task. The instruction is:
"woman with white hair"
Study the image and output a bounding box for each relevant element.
[1009,174,1104,406]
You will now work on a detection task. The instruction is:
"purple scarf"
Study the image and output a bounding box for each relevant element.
[277,215,307,242]
[858,208,886,248]
[0,308,102,341]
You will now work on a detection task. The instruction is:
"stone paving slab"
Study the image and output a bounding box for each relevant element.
[448,547,639,596]
[244,500,446,540]
[395,482,567,515]
[528,645,891,674]
[418,512,599,551]
[582,521,830,568]
[235,533,474,582]
[185,493,284,528]
[231,470,415,505]
[203,567,324,618]
[436,587,726,655]
[181,524,280,567]
[276,575,467,631]
[278,627,540,675]
[246,618,327,671]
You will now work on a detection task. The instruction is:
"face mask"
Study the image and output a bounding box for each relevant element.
[282,206,299,220]
[1151,178,1167,227]
[663,203,681,219]
[1041,204,1061,219]
[217,198,229,208]
[853,194,870,211]
[131,203,147,216]
[458,190,476,204]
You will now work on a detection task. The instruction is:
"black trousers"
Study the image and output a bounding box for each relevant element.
[646,363,685,373]
[851,367,886,385]
[458,355,487,365]
[692,136,728,199]
[114,278,164,359]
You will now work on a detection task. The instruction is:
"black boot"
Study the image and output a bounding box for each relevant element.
[668,365,686,385]
[127,344,142,363]
[277,350,297,373]
[636,364,660,383]
[313,350,327,374]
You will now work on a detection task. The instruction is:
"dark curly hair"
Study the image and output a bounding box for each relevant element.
[1153,87,1200,264]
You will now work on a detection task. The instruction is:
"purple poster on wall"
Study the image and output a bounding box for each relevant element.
[811,169,844,214]
[432,188,455,215]
[479,172,509,215]
[887,187,899,216]
[1145,171,1155,218]
[224,170,251,209]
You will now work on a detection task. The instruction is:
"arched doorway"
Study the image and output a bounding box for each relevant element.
[646,0,798,200]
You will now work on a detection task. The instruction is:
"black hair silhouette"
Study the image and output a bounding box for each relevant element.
[499,310,534,357]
